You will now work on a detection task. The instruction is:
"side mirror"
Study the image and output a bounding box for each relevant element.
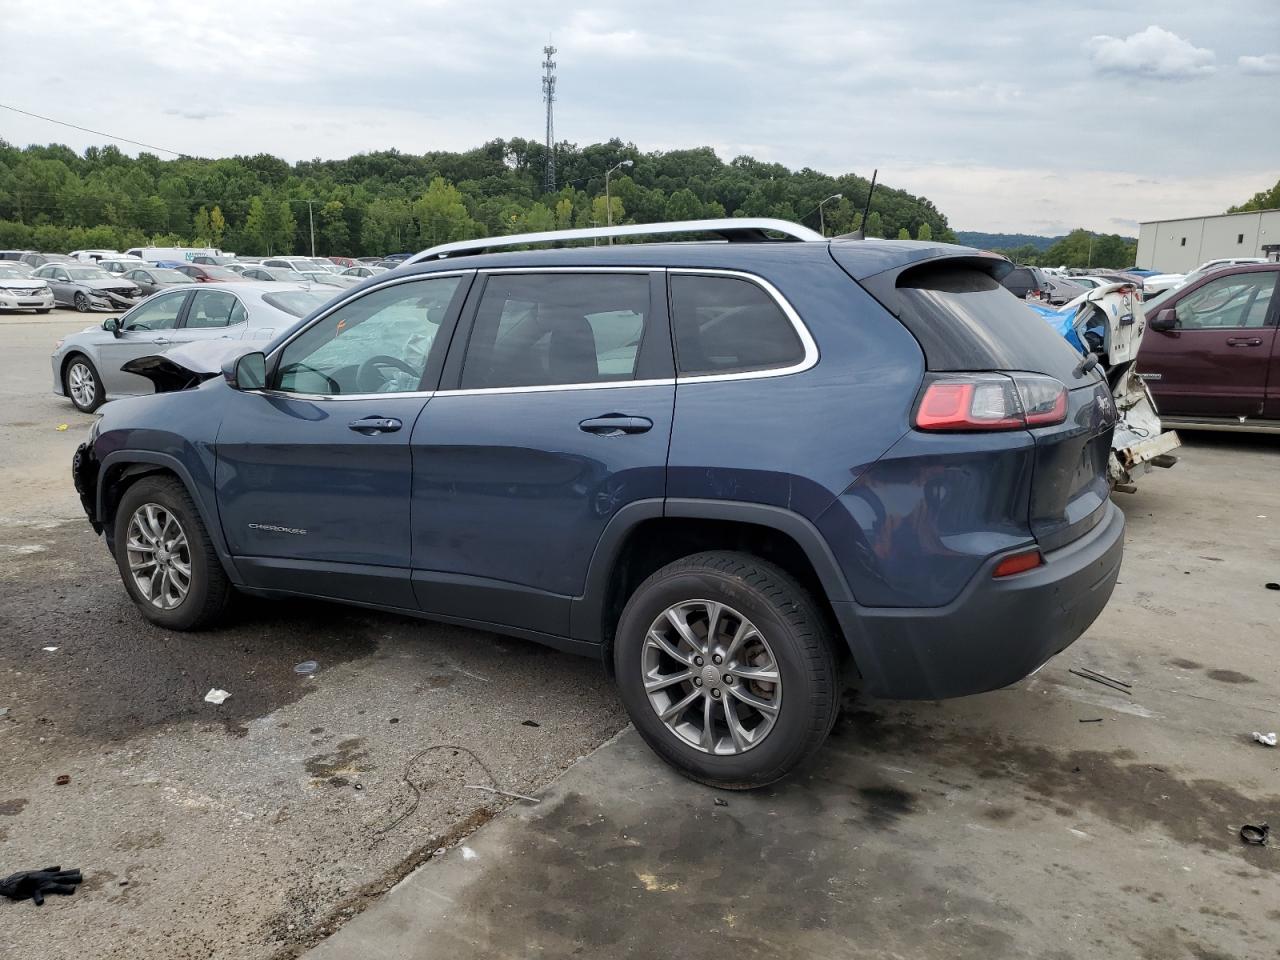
[103,317,121,338]
[1149,308,1177,332]
[223,351,267,390]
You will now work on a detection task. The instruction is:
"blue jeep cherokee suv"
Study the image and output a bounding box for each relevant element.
[72,219,1124,788]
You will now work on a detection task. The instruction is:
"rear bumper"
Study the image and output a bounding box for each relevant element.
[834,500,1124,700]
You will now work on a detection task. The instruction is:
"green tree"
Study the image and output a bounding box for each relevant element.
[865,211,884,238]
[916,222,932,242]
[192,206,212,244]
[243,197,269,254]
[209,205,226,248]
[1228,178,1280,213]
[665,188,703,222]
[319,200,349,253]
[413,177,479,247]
[897,227,910,240]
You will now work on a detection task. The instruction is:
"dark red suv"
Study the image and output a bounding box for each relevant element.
[1139,263,1280,430]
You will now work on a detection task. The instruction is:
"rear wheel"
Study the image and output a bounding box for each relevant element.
[63,354,104,413]
[113,476,231,630]
[614,551,839,789]
[73,291,90,313]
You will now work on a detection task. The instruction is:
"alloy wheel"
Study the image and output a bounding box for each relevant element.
[67,361,96,409]
[642,599,782,755]
[125,503,192,610]
[74,292,90,312]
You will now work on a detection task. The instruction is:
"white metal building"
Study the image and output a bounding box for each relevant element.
[1136,208,1280,273]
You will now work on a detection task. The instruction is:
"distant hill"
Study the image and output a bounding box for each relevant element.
[955,231,1063,251]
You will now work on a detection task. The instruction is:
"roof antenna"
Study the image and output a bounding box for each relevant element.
[838,168,877,240]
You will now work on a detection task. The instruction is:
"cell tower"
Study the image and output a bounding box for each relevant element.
[541,45,557,194]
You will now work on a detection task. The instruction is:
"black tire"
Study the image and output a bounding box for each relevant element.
[62,353,105,413]
[113,476,231,630]
[73,291,91,313]
[614,551,839,790]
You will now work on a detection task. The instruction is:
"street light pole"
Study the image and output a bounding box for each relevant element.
[604,160,633,244]
[817,193,842,237]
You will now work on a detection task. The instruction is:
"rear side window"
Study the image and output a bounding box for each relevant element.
[893,265,1090,385]
[186,290,246,328]
[670,274,803,376]
[461,273,651,389]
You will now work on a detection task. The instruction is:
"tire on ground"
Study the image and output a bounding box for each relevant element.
[63,353,104,413]
[113,475,232,631]
[613,550,839,789]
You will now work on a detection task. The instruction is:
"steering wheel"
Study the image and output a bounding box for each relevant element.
[356,355,419,393]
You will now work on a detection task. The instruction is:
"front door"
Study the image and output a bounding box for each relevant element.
[97,289,193,395]
[1140,271,1279,418]
[214,273,470,608]
[409,271,675,637]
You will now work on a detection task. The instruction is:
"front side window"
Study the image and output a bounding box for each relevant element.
[461,273,651,389]
[123,292,186,331]
[186,290,247,328]
[670,274,804,376]
[274,276,461,395]
[1175,273,1276,330]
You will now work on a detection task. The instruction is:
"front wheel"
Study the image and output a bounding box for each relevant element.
[73,291,91,313]
[113,476,231,630]
[63,354,104,413]
[614,551,839,789]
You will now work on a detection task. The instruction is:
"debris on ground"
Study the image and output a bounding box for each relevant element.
[203,688,230,705]
[521,720,540,727]
[1239,823,1269,846]
[41,646,58,652]
[1252,732,1277,747]
[1069,666,1132,694]
[714,797,729,807]
[0,708,8,718]
[461,846,478,861]
[388,717,399,724]
[55,424,68,432]
[463,784,540,803]
[54,775,70,786]
[0,866,83,905]
[293,660,319,675]
[1265,582,1280,591]
[1079,718,1104,723]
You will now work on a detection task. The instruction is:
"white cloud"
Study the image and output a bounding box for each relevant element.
[1086,26,1215,79]
[1238,53,1280,75]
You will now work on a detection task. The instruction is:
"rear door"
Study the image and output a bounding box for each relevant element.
[174,288,248,346]
[1139,270,1279,418]
[409,270,674,636]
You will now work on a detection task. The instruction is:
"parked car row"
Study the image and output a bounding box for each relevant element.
[0,248,399,313]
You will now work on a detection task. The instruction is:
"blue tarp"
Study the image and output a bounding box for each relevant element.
[1026,302,1086,354]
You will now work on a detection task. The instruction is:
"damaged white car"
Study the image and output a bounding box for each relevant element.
[1027,282,1180,491]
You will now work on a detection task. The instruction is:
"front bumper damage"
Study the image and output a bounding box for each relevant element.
[1108,367,1180,489]
[71,441,102,533]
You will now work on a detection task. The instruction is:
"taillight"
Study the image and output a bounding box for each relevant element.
[914,373,1068,432]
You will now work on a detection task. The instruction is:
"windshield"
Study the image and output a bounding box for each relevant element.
[0,267,32,279]
[67,267,112,281]
[309,259,339,272]
[152,269,194,282]
[262,290,334,317]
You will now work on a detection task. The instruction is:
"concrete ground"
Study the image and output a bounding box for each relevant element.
[3,307,1279,959]
[309,438,1280,959]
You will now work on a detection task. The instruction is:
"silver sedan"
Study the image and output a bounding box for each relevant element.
[51,282,337,412]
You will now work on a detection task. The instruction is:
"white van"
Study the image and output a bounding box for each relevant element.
[123,246,226,264]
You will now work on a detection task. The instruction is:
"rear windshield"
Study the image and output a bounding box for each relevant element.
[892,265,1090,385]
[262,290,334,317]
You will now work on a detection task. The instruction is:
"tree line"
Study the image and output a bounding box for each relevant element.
[993,230,1138,270]
[0,138,955,257]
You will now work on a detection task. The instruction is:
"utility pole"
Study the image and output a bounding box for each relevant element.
[305,199,317,257]
[541,45,557,195]
[817,193,842,237]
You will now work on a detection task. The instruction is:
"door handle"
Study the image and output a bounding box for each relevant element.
[1225,337,1263,347]
[579,415,653,436]
[151,337,171,345]
[348,416,402,434]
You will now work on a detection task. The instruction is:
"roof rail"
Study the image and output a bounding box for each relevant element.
[404,218,824,264]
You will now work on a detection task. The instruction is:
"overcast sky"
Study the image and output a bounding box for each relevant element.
[1,0,1276,235]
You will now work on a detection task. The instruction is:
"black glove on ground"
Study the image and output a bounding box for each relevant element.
[0,866,83,905]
